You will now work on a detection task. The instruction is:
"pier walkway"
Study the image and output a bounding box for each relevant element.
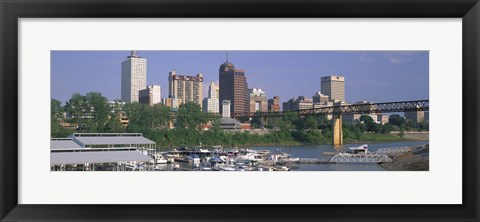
[329,154,392,163]
[375,146,411,155]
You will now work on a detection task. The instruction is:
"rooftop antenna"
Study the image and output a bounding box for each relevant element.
[226,51,229,62]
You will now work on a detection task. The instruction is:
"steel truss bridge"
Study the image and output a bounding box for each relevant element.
[230,99,429,146]
[231,100,429,118]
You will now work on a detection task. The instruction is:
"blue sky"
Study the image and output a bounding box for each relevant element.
[51,51,428,105]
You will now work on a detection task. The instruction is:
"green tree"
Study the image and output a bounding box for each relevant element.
[152,104,172,129]
[85,92,110,132]
[51,99,64,120]
[51,98,73,137]
[305,116,319,131]
[389,114,406,126]
[175,102,208,130]
[360,115,379,132]
[250,111,263,129]
[103,113,124,133]
[124,102,148,132]
[64,93,89,130]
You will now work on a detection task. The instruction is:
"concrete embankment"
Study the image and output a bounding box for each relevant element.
[380,144,429,171]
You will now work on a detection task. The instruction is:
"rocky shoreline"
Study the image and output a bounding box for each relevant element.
[380,144,429,171]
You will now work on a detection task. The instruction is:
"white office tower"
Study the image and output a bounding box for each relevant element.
[321,75,345,102]
[203,81,220,113]
[222,100,231,118]
[121,51,147,103]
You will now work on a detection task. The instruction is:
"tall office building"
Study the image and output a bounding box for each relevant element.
[121,51,147,103]
[321,75,345,102]
[268,96,280,112]
[203,81,220,113]
[139,85,161,106]
[168,71,203,107]
[249,88,267,112]
[219,58,248,115]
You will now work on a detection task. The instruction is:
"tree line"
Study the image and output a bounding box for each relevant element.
[51,92,428,147]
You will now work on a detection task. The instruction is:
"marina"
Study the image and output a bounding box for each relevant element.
[151,141,427,171]
[50,133,428,171]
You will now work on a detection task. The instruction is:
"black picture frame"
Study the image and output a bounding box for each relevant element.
[1,0,479,221]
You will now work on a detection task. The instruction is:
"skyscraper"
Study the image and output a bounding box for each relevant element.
[121,51,147,103]
[321,75,345,102]
[168,71,203,107]
[139,85,161,106]
[219,57,248,115]
[203,81,219,113]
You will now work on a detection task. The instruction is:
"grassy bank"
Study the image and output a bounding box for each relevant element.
[153,132,428,149]
[344,133,409,144]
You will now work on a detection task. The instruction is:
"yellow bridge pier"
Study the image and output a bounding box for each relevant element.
[332,114,343,149]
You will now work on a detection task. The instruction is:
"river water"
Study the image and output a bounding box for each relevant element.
[156,141,429,171]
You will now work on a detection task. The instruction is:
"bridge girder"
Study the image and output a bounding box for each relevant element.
[231,100,429,118]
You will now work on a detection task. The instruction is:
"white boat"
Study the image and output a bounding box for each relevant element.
[187,154,201,165]
[155,154,168,164]
[219,166,236,171]
[345,144,369,155]
[274,166,291,171]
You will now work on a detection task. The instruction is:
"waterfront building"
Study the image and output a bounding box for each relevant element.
[377,114,389,125]
[405,110,425,123]
[219,117,242,130]
[249,88,267,113]
[321,75,345,101]
[268,96,280,112]
[282,96,313,111]
[139,85,161,106]
[50,134,155,171]
[202,81,220,114]
[294,97,314,110]
[168,71,203,108]
[343,113,380,124]
[219,59,248,116]
[222,100,231,118]
[342,114,362,124]
[312,92,329,104]
[121,51,147,103]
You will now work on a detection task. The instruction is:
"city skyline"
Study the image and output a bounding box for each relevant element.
[51,51,429,105]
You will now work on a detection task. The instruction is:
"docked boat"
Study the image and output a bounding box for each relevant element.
[154,154,168,164]
[339,144,370,155]
[274,166,291,171]
[187,154,201,165]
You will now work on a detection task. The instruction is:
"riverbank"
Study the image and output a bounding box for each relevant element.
[379,144,429,171]
[155,134,428,149]
[390,131,429,141]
